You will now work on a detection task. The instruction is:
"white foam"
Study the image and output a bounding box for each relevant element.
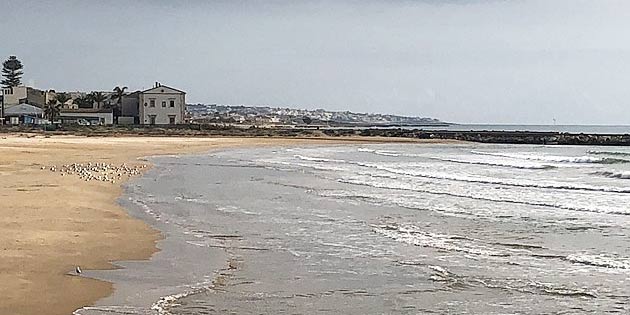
[374,165,630,193]
[357,148,400,157]
[293,155,346,163]
[595,170,630,179]
[152,290,195,315]
[588,150,630,157]
[566,253,630,270]
[471,150,625,164]
[73,306,146,315]
[175,196,209,204]
[432,157,555,170]
[373,223,504,256]
[338,176,630,215]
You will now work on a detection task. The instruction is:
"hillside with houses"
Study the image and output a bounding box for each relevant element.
[1,55,444,128]
[187,104,445,127]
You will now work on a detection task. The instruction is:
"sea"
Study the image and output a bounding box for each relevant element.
[75,142,630,315]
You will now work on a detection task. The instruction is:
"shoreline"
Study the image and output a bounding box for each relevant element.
[0,134,449,315]
[3,125,630,145]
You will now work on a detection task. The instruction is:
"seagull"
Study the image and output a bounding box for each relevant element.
[75,266,82,274]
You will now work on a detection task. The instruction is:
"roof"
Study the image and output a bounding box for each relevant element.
[4,104,42,116]
[61,108,113,114]
[124,90,141,96]
[141,84,186,94]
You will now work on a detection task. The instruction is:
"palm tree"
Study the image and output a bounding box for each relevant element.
[55,93,71,108]
[73,96,93,109]
[111,86,128,124]
[43,98,62,123]
[88,91,107,109]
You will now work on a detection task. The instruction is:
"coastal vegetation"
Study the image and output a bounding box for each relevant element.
[110,86,128,123]
[74,95,94,109]
[1,55,23,88]
[43,98,63,122]
[88,91,107,109]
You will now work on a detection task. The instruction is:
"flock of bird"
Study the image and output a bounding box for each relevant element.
[42,162,148,183]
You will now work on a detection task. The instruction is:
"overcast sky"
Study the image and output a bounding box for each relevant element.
[2,0,630,124]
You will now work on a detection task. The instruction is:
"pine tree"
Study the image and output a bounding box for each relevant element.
[1,56,24,88]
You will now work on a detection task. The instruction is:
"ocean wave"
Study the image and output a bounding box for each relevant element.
[152,287,209,315]
[471,150,628,164]
[428,265,454,282]
[588,150,630,157]
[431,157,556,170]
[338,177,630,215]
[424,265,597,298]
[593,171,630,179]
[373,223,506,256]
[260,159,350,172]
[479,278,597,298]
[566,254,630,270]
[293,155,347,163]
[130,198,163,221]
[175,195,210,204]
[357,148,400,157]
[373,165,630,193]
[73,306,147,315]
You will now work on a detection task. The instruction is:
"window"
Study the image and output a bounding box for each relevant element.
[169,100,175,107]
[168,115,176,124]
[149,99,155,107]
[149,115,156,125]
[162,101,166,108]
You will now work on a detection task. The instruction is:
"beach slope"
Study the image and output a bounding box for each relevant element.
[0,134,439,315]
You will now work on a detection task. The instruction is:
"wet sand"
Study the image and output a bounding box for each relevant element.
[0,134,444,315]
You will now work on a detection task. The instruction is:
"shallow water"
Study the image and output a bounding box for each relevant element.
[76,143,630,314]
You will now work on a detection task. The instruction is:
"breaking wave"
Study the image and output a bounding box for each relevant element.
[566,254,630,270]
[373,223,507,256]
[593,171,630,179]
[471,151,628,164]
[588,150,630,157]
[423,265,597,298]
[339,177,630,215]
[294,155,347,163]
[432,157,556,170]
[368,165,630,193]
[357,148,401,157]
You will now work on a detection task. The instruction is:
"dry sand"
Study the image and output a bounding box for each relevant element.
[0,134,448,315]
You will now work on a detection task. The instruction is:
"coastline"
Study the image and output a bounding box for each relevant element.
[0,134,449,315]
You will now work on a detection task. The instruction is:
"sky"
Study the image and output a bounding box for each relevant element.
[2,0,630,124]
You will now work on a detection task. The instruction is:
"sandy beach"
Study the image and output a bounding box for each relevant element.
[0,134,442,315]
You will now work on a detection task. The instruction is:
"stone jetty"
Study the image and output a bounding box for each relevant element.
[322,129,630,146]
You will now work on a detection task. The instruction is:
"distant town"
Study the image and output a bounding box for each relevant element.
[186,104,445,127]
[1,55,444,128]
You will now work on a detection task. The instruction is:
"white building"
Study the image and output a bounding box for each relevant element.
[4,103,44,125]
[138,83,186,125]
[59,109,113,125]
[2,86,47,107]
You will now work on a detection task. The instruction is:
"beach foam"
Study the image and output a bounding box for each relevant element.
[471,150,629,164]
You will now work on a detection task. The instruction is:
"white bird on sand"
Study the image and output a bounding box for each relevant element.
[75,266,82,274]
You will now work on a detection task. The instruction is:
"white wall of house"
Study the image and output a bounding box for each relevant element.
[139,84,186,125]
[2,86,28,106]
[61,111,113,124]
[1,86,47,107]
